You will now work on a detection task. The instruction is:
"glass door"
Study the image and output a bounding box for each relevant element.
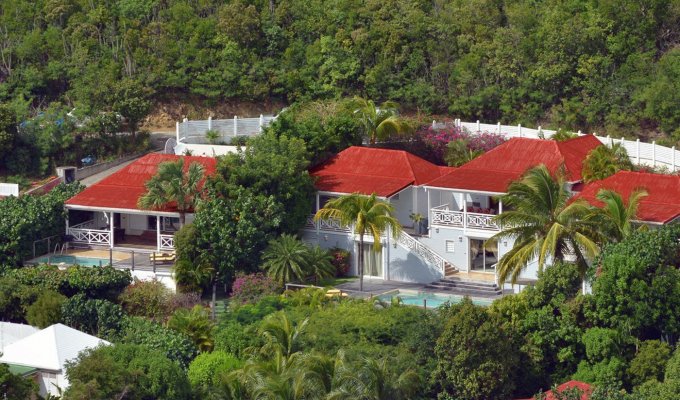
[361,243,383,277]
[470,238,498,273]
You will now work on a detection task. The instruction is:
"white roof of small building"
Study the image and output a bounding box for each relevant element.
[0,322,39,353]
[0,323,109,371]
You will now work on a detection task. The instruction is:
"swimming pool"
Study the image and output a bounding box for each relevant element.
[36,255,111,268]
[378,290,494,308]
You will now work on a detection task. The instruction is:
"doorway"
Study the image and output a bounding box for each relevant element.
[470,238,498,273]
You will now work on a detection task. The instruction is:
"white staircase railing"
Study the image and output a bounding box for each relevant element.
[395,231,447,274]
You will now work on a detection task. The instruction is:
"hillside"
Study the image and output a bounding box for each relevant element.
[2,0,680,139]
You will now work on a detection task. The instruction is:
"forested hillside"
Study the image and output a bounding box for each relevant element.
[2,0,680,137]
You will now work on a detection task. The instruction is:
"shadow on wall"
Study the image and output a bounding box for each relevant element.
[389,252,442,284]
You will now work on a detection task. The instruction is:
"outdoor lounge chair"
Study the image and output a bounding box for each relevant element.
[150,252,176,263]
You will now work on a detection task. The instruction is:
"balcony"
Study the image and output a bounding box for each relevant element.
[304,215,352,233]
[431,205,500,232]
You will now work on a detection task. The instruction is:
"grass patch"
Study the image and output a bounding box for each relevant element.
[318,276,358,287]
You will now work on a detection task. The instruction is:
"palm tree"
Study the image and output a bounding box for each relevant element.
[261,234,310,286]
[138,158,206,226]
[306,245,336,284]
[167,305,215,352]
[582,143,633,183]
[444,139,484,167]
[173,257,214,293]
[314,193,401,292]
[351,97,411,144]
[492,165,602,284]
[589,188,648,242]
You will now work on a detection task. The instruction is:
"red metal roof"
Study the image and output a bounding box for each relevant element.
[517,381,592,400]
[310,146,453,197]
[427,135,602,193]
[575,171,680,223]
[65,154,217,213]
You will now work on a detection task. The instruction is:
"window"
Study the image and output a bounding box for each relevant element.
[445,240,455,253]
[163,217,180,231]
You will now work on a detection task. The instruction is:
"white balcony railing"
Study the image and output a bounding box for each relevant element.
[466,212,500,231]
[68,228,111,246]
[431,206,500,231]
[304,214,352,233]
[159,234,175,251]
[431,206,464,228]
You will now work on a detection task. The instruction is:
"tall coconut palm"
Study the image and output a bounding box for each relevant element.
[314,193,401,292]
[351,97,411,144]
[261,234,310,286]
[138,158,206,226]
[589,188,648,242]
[492,165,602,284]
[582,143,633,183]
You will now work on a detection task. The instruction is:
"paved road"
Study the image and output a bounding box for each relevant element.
[80,132,174,187]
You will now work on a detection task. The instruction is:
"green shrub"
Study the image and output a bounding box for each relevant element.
[0,276,40,322]
[64,343,191,400]
[433,298,520,400]
[61,294,124,338]
[118,316,198,369]
[25,290,66,328]
[187,351,241,391]
[0,183,83,267]
[214,320,259,359]
[628,340,672,387]
[118,279,172,322]
[9,264,132,301]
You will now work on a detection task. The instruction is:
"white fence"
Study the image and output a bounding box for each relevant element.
[176,115,277,145]
[436,119,680,172]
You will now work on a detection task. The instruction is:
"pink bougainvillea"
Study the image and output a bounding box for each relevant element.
[415,125,507,165]
[230,273,280,304]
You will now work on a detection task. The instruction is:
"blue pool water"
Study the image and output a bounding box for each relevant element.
[36,255,111,267]
[378,290,493,308]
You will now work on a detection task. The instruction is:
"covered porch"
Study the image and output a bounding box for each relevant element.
[64,207,185,251]
[424,187,503,234]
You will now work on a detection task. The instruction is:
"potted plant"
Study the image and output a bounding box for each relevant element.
[410,213,425,235]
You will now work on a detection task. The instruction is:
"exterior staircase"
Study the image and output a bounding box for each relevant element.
[424,277,503,298]
[396,231,459,276]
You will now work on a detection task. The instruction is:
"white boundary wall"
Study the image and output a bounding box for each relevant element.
[176,114,278,145]
[437,119,679,172]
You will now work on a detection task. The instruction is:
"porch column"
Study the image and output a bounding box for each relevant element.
[65,210,69,235]
[156,216,161,252]
[109,212,114,249]
[498,199,503,214]
[462,194,467,230]
[426,188,431,236]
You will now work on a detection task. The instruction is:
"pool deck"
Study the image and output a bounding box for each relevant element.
[29,248,174,273]
[335,278,507,301]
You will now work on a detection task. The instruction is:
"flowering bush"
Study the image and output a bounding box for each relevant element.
[330,248,351,276]
[415,125,506,165]
[230,273,280,304]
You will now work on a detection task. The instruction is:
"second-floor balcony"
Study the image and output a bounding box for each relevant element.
[305,215,352,233]
[431,205,500,231]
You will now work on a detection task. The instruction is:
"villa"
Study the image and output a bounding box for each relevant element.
[64,153,216,252]
[302,135,606,289]
[0,324,109,397]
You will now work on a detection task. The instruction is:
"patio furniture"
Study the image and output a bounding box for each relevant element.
[150,252,176,263]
